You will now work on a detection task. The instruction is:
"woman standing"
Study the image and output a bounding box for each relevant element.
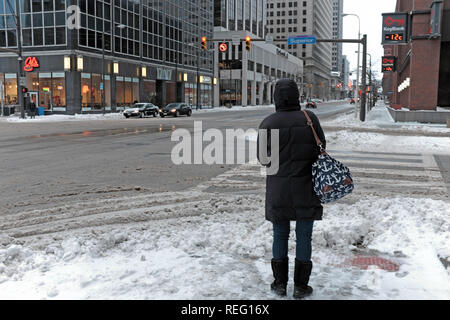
[258,79,326,299]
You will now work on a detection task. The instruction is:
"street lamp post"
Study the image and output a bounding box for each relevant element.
[343,13,361,119]
[8,0,25,118]
[367,53,373,112]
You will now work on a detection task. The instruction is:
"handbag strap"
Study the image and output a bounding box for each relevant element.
[302,110,326,154]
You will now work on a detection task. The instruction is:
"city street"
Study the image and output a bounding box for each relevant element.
[0,101,354,222]
[0,101,449,300]
[1,0,449,307]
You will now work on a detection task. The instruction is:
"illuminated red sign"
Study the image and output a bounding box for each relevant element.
[382,13,409,44]
[384,16,405,27]
[382,56,396,73]
[219,42,229,53]
[24,57,40,72]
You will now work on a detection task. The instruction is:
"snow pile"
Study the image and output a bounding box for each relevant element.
[2,113,125,123]
[0,193,448,300]
[322,104,450,133]
[325,130,450,154]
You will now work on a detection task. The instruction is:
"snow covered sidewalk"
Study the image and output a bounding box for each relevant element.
[321,103,450,134]
[0,159,449,300]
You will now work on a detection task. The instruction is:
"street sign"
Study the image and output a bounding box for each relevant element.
[287,35,317,45]
[218,42,229,53]
[100,83,104,90]
[265,35,274,44]
[382,56,397,72]
[19,77,26,86]
[382,13,409,44]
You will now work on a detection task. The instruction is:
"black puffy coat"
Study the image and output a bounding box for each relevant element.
[257,79,326,223]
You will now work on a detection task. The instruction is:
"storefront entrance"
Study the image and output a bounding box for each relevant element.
[29,92,39,106]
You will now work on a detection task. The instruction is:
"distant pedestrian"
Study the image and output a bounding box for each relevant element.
[258,79,326,299]
[29,101,37,119]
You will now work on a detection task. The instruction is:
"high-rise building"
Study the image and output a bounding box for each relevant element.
[266,0,333,100]
[332,0,343,74]
[213,0,304,107]
[0,0,215,114]
[214,0,265,38]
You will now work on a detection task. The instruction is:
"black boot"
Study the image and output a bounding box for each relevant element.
[270,258,288,297]
[293,259,313,299]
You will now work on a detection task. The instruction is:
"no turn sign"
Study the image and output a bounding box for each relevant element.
[219,42,229,53]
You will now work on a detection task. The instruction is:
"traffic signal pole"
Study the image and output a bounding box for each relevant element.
[360,35,367,122]
[14,0,25,118]
[206,36,368,121]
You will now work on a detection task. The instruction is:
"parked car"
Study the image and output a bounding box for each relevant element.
[159,103,192,117]
[123,103,159,118]
[305,100,317,109]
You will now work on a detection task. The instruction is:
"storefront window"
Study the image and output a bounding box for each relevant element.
[51,72,66,109]
[124,77,133,105]
[91,74,102,109]
[116,76,125,106]
[185,83,195,106]
[4,74,17,105]
[104,75,111,109]
[166,81,176,104]
[39,73,52,110]
[143,80,156,104]
[116,77,139,107]
[132,78,139,103]
[81,73,91,109]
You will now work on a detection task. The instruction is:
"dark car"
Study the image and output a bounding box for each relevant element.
[159,103,192,117]
[305,100,317,109]
[123,103,159,118]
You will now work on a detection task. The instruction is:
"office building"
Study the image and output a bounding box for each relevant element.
[266,0,333,99]
[213,0,304,106]
[0,0,215,114]
[383,0,449,122]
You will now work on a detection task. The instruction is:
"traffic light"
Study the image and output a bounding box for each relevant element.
[21,87,28,94]
[245,36,251,51]
[201,36,207,50]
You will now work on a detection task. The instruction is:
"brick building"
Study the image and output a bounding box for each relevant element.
[383,0,450,112]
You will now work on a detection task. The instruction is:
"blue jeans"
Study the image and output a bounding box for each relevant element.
[273,221,314,262]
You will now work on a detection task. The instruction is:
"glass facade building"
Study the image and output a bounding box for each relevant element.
[0,0,214,114]
[214,0,265,38]
[213,0,303,107]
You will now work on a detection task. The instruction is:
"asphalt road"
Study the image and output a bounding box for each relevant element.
[0,102,353,217]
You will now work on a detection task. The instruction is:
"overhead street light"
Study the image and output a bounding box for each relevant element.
[343,13,361,119]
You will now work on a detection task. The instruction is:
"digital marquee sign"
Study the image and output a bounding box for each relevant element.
[382,13,409,44]
[382,56,397,73]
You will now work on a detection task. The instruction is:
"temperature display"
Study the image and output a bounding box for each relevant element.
[384,33,404,42]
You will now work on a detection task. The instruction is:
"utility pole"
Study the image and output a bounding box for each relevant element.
[196,52,200,110]
[360,34,367,122]
[368,54,373,111]
[12,0,24,118]
[102,30,105,115]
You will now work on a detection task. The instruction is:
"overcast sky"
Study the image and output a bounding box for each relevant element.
[342,0,396,80]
